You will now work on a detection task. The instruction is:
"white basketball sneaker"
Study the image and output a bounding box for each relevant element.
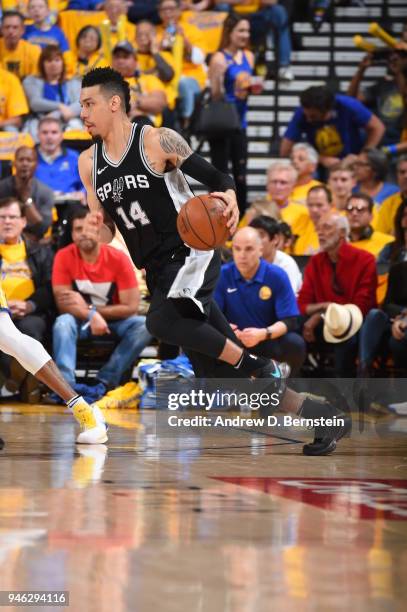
[72,400,108,444]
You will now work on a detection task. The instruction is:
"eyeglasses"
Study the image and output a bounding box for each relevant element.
[0,215,22,221]
[346,204,369,213]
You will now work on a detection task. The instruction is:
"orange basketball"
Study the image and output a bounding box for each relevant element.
[177,194,229,250]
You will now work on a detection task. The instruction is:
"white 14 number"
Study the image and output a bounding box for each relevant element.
[116,201,150,229]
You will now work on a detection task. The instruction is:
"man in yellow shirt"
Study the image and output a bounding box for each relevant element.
[111,42,168,127]
[328,161,356,211]
[103,0,136,51]
[293,184,334,255]
[157,0,207,129]
[347,193,394,257]
[0,11,41,79]
[0,67,29,131]
[266,161,310,242]
[290,142,321,206]
[374,156,407,235]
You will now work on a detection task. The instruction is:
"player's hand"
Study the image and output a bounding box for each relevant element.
[90,311,110,336]
[392,318,407,341]
[83,211,104,241]
[211,189,240,235]
[238,327,263,347]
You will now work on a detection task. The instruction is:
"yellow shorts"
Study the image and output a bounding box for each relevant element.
[0,282,9,312]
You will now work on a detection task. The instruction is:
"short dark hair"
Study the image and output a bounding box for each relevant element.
[364,148,388,182]
[249,215,280,240]
[82,67,131,115]
[278,221,292,240]
[2,10,25,23]
[347,192,374,213]
[300,85,335,113]
[70,206,89,224]
[0,196,25,216]
[307,184,332,203]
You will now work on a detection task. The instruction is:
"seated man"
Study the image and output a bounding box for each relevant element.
[346,193,394,258]
[0,196,54,392]
[34,117,85,202]
[0,146,54,240]
[293,184,334,255]
[214,226,306,375]
[262,160,310,241]
[358,260,407,377]
[298,212,377,377]
[249,215,302,294]
[52,208,152,392]
[328,161,356,211]
[0,11,41,80]
[111,41,168,126]
[280,85,385,169]
[290,142,321,206]
[0,67,29,132]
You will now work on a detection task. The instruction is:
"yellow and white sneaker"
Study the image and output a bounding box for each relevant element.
[72,400,108,444]
[95,381,141,410]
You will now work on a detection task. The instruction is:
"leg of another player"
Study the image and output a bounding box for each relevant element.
[0,312,107,444]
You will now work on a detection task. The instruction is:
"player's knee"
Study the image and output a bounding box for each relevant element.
[146,311,168,341]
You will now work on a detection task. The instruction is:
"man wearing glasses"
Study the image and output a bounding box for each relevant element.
[346,193,394,258]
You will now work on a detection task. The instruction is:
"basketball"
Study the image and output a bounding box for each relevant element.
[176,194,229,250]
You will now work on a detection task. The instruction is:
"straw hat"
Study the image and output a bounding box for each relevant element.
[323,303,363,343]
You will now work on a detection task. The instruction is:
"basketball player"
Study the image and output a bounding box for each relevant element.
[0,285,107,448]
[78,67,351,456]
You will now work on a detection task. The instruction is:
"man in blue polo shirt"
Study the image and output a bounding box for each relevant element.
[280,85,385,169]
[214,227,306,374]
[35,117,85,202]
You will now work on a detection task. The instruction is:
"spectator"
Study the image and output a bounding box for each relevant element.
[135,20,175,84]
[0,196,54,393]
[280,85,385,168]
[23,45,83,139]
[103,0,136,50]
[249,215,302,294]
[0,146,54,240]
[352,148,399,206]
[214,1,293,80]
[0,10,41,80]
[378,198,407,265]
[111,42,168,126]
[347,52,407,146]
[52,208,152,393]
[289,142,321,206]
[0,66,29,132]
[358,261,407,377]
[375,155,407,235]
[24,0,70,52]
[208,13,254,216]
[346,193,394,258]
[298,211,377,376]
[214,226,306,374]
[127,0,160,25]
[328,161,356,211]
[67,1,103,9]
[264,161,310,241]
[293,184,333,255]
[157,0,207,130]
[68,26,109,78]
[35,117,85,202]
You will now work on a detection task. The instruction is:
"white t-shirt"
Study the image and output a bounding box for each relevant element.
[273,250,302,295]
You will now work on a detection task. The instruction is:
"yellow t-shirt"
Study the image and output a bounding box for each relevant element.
[0,39,41,80]
[156,22,207,89]
[373,192,402,236]
[126,74,168,127]
[234,2,260,14]
[290,179,322,207]
[293,218,319,255]
[0,281,8,311]
[65,50,109,79]
[0,68,29,122]
[109,22,136,51]
[350,230,394,258]
[0,242,34,301]
[137,51,177,110]
[279,201,310,237]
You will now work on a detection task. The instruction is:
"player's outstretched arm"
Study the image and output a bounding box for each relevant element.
[146,127,240,234]
[78,146,115,243]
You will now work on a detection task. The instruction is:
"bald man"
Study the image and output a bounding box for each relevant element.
[298,212,377,376]
[0,146,54,239]
[214,227,306,375]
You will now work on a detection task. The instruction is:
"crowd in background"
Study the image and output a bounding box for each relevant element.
[0,0,406,405]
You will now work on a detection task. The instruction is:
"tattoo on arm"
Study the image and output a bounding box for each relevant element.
[158,128,192,167]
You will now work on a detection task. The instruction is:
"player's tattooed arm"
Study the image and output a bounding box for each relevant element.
[157,127,192,168]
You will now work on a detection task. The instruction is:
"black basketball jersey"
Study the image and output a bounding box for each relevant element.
[92,122,193,269]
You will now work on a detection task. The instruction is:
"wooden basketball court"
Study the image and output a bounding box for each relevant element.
[0,403,406,611]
